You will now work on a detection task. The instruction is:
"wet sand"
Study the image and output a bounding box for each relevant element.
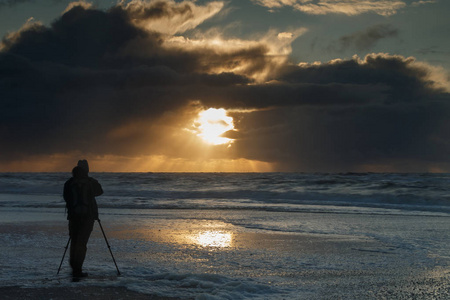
[1,209,449,299]
[0,286,182,300]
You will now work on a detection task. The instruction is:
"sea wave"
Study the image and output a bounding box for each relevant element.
[0,173,449,214]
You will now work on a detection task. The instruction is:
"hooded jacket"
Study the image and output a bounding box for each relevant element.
[63,175,103,220]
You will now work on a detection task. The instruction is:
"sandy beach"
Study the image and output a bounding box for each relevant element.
[0,286,181,300]
[1,205,449,299]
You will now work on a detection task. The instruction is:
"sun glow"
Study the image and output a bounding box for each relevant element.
[194,108,234,145]
[195,231,233,248]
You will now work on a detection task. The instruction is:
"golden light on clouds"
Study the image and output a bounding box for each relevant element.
[123,0,224,35]
[192,108,235,145]
[254,0,407,16]
[162,28,307,82]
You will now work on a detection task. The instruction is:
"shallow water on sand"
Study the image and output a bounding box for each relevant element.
[1,207,449,299]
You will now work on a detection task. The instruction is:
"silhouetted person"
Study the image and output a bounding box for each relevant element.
[63,160,103,278]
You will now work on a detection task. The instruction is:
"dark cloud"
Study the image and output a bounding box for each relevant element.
[232,100,450,172]
[225,55,450,172]
[329,24,398,52]
[1,6,148,68]
[0,2,260,159]
[0,2,449,172]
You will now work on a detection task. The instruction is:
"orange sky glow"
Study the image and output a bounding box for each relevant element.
[0,106,274,172]
[0,154,274,173]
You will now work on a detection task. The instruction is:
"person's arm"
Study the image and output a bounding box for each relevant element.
[63,179,73,203]
[90,178,103,197]
[88,178,102,220]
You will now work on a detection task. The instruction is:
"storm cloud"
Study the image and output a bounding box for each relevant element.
[1,0,449,172]
[218,54,450,172]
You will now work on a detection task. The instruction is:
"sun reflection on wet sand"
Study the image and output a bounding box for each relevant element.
[193,231,233,248]
[112,220,235,249]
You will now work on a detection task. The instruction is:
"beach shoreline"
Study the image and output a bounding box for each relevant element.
[1,204,449,299]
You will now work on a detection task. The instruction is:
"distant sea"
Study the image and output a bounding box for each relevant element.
[1,172,449,215]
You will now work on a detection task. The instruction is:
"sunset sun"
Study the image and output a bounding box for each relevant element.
[193,108,234,145]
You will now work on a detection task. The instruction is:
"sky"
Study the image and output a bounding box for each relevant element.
[0,0,449,172]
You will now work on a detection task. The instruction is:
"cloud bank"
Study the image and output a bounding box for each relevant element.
[1,0,449,172]
[252,0,407,16]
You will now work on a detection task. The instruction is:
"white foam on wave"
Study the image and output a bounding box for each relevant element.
[121,270,281,299]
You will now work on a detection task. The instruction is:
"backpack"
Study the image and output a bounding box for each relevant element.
[67,178,92,218]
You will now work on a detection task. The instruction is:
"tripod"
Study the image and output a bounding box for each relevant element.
[57,219,121,276]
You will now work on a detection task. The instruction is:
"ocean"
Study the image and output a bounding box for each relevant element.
[1,172,449,299]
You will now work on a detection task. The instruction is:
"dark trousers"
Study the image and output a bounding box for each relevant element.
[69,219,94,274]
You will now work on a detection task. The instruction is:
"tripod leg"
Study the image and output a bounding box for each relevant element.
[97,219,121,276]
[57,237,71,275]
